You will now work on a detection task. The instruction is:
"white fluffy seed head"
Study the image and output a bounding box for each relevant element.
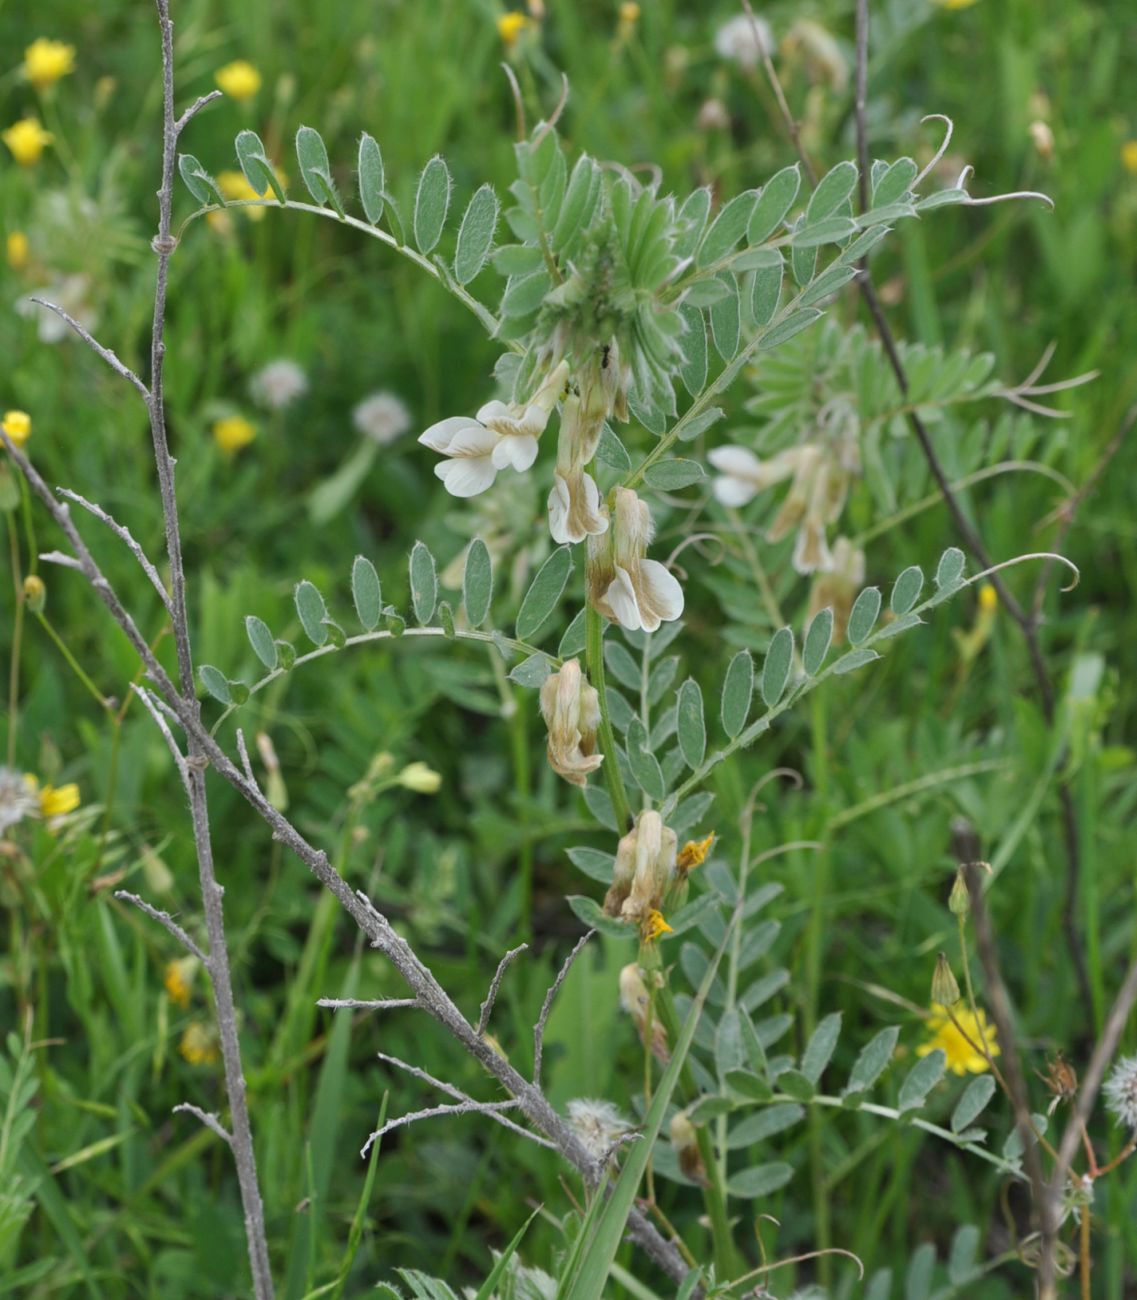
[1103,1054,1137,1130]
[353,391,412,444]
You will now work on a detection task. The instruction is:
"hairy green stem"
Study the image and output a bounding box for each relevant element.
[6,512,23,766]
[585,603,632,830]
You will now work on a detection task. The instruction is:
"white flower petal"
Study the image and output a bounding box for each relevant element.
[435,456,497,498]
[636,560,685,631]
[707,445,764,479]
[548,475,573,545]
[418,416,483,453]
[712,475,759,508]
[445,425,501,458]
[492,433,539,472]
[604,567,644,632]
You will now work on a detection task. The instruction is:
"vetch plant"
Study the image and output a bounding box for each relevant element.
[4,1,1134,1297]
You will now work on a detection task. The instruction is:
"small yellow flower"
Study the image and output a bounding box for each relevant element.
[978,584,998,613]
[39,782,80,818]
[917,1003,999,1076]
[179,1021,220,1066]
[1123,141,1137,175]
[215,169,285,222]
[2,118,53,167]
[497,12,530,47]
[932,0,979,8]
[2,411,32,448]
[641,909,673,943]
[398,761,442,794]
[619,2,641,20]
[23,574,46,613]
[212,415,257,455]
[214,59,262,102]
[164,956,200,1009]
[24,38,76,90]
[676,832,715,874]
[7,231,30,271]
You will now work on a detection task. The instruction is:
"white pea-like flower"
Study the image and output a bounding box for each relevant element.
[714,13,774,68]
[588,488,684,633]
[249,359,308,411]
[547,392,609,544]
[1103,1055,1137,1130]
[539,658,603,787]
[353,391,412,445]
[707,445,802,507]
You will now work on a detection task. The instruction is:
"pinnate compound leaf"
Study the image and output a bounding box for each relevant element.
[235,129,285,202]
[351,556,382,631]
[414,155,452,253]
[454,184,499,284]
[462,539,493,627]
[847,586,882,645]
[951,1074,997,1133]
[295,581,329,646]
[761,627,794,707]
[357,133,385,225]
[198,664,232,704]
[676,679,706,769]
[409,541,438,624]
[516,546,572,642]
[801,1012,841,1084]
[802,608,833,676]
[720,650,753,738]
[891,565,924,615]
[845,1025,899,1095]
[245,616,278,670]
[296,126,343,216]
[898,1049,946,1111]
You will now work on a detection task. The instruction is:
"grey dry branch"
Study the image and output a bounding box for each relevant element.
[478,942,530,1036]
[114,890,205,962]
[173,1101,233,1146]
[55,488,172,612]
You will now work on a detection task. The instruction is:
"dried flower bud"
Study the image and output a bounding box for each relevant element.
[669,1110,709,1185]
[588,488,684,633]
[539,659,603,787]
[931,952,962,1008]
[619,810,677,922]
[619,962,669,1062]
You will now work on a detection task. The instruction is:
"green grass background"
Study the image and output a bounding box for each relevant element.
[2,0,1136,1295]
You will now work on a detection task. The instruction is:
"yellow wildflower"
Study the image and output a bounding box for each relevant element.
[3,118,53,167]
[179,1021,220,1066]
[676,832,715,874]
[2,411,32,448]
[917,1003,999,1076]
[497,12,530,47]
[619,2,641,20]
[39,782,80,818]
[398,761,442,794]
[214,169,285,221]
[214,60,262,102]
[7,231,30,271]
[641,908,673,943]
[212,415,257,455]
[932,0,979,8]
[24,39,76,90]
[1123,142,1137,175]
[978,584,998,613]
[164,956,200,1009]
[23,574,46,613]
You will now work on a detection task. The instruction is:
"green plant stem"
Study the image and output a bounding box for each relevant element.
[510,691,534,940]
[805,688,833,1283]
[34,613,111,712]
[585,603,632,830]
[653,985,737,1283]
[7,512,23,765]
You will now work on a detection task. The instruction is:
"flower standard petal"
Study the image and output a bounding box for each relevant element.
[635,559,685,631]
[712,474,761,508]
[418,415,485,453]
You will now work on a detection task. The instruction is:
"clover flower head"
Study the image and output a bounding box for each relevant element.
[566,1098,632,1160]
[24,39,76,90]
[3,117,53,166]
[215,60,262,102]
[714,13,773,68]
[917,1003,999,1076]
[588,488,684,633]
[0,766,40,834]
[1103,1055,1137,1131]
[249,359,308,411]
[353,391,412,445]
